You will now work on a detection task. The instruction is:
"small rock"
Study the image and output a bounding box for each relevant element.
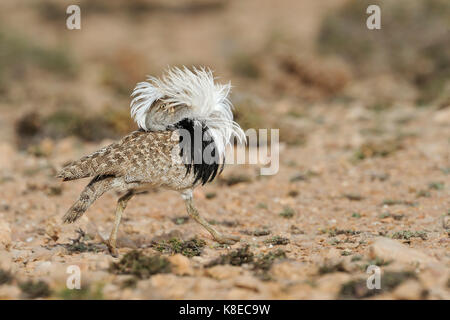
[433,108,450,124]
[393,280,423,300]
[29,247,53,261]
[0,285,21,299]
[92,255,114,270]
[270,261,311,281]
[102,284,120,299]
[0,200,10,212]
[316,273,352,297]
[11,249,31,262]
[442,215,450,230]
[34,261,53,275]
[284,282,317,299]
[50,246,68,257]
[417,263,449,290]
[0,143,16,171]
[147,274,187,299]
[205,265,242,280]
[325,248,341,260]
[168,254,194,276]
[233,275,262,292]
[83,270,113,286]
[0,252,12,271]
[225,288,259,299]
[370,237,438,267]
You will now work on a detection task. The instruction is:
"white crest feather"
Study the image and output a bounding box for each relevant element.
[130,66,245,157]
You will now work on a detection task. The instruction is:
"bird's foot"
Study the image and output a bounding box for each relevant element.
[102,238,119,257]
[109,248,119,258]
[213,233,240,245]
[107,243,118,257]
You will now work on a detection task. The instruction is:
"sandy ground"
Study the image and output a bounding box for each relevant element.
[0,0,449,300]
[0,103,449,299]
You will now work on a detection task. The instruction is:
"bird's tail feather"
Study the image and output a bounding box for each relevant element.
[56,145,112,181]
[62,176,113,223]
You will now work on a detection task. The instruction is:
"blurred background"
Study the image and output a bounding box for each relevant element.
[0,0,449,300]
[1,0,448,151]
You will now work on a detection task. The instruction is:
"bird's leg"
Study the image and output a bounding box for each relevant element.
[184,195,240,245]
[107,191,134,257]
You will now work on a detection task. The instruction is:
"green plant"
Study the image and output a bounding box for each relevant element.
[109,250,171,278]
[154,238,206,258]
[206,245,254,267]
[392,230,428,240]
[279,206,295,219]
[19,280,51,299]
[264,236,290,246]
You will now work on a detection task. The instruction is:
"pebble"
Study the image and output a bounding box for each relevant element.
[168,254,194,276]
[270,261,311,281]
[34,261,53,275]
[433,108,450,124]
[205,265,242,280]
[233,275,262,292]
[0,251,13,271]
[393,280,423,300]
[29,247,53,261]
[370,237,438,267]
[0,285,21,299]
[442,215,450,230]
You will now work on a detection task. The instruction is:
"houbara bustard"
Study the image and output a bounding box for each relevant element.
[57,67,245,256]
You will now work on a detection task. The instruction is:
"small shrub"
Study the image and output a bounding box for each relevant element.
[0,269,13,285]
[354,139,402,161]
[240,229,271,237]
[381,199,417,207]
[392,230,428,240]
[219,174,252,186]
[416,190,431,198]
[154,238,206,258]
[279,206,295,219]
[172,216,189,225]
[205,192,217,199]
[109,250,171,278]
[264,236,290,246]
[19,280,51,299]
[57,285,104,300]
[206,245,254,267]
[428,181,445,190]
[319,261,346,275]
[352,212,361,218]
[253,249,287,280]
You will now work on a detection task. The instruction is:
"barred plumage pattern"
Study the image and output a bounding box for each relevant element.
[62,175,113,223]
[57,129,199,223]
[57,130,193,188]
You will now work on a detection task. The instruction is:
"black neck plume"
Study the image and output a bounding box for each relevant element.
[174,118,223,185]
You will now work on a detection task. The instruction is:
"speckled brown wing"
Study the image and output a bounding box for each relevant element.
[56,130,178,181]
